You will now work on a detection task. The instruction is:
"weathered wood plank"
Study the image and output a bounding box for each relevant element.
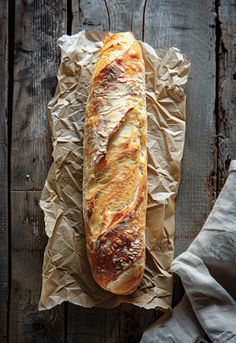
[0,149,8,343]
[67,306,122,343]
[143,0,217,255]
[67,306,107,343]
[72,0,146,40]
[70,1,156,341]
[0,0,8,341]
[105,308,120,343]
[11,0,65,191]
[105,0,146,40]
[217,0,236,189]
[9,0,66,341]
[72,0,109,33]
[119,305,156,343]
[9,191,65,343]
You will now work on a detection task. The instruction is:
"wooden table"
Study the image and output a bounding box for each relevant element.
[0,0,235,342]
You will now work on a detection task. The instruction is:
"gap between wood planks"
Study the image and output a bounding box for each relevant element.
[67,0,73,35]
[215,0,223,196]
[215,0,233,192]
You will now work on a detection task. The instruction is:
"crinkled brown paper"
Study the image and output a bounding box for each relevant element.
[39,31,190,311]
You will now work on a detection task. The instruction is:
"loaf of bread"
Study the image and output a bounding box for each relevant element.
[83,32,147,295]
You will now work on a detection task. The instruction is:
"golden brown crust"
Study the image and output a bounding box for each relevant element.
[83,32,147,295]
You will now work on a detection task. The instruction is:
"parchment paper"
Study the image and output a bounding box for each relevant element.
[39,31,190,311]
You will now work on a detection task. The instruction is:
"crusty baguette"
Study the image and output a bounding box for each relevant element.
[83,32,147,295]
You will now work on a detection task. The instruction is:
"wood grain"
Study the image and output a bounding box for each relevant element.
[68,307,121,343]
[0,0,8,341]
[9,191,65,343]
[143,0,217,255]
[217,0,236,189]
[105,0,146,40]
[11,0,65,191]
[106,308,120,343]
[67,307,121,342]
[72,0,109,33]
[119,304,156,343]
[67,306,107,343]
[9,0,66,342]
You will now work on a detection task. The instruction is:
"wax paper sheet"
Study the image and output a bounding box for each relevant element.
[39,31,190,311]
